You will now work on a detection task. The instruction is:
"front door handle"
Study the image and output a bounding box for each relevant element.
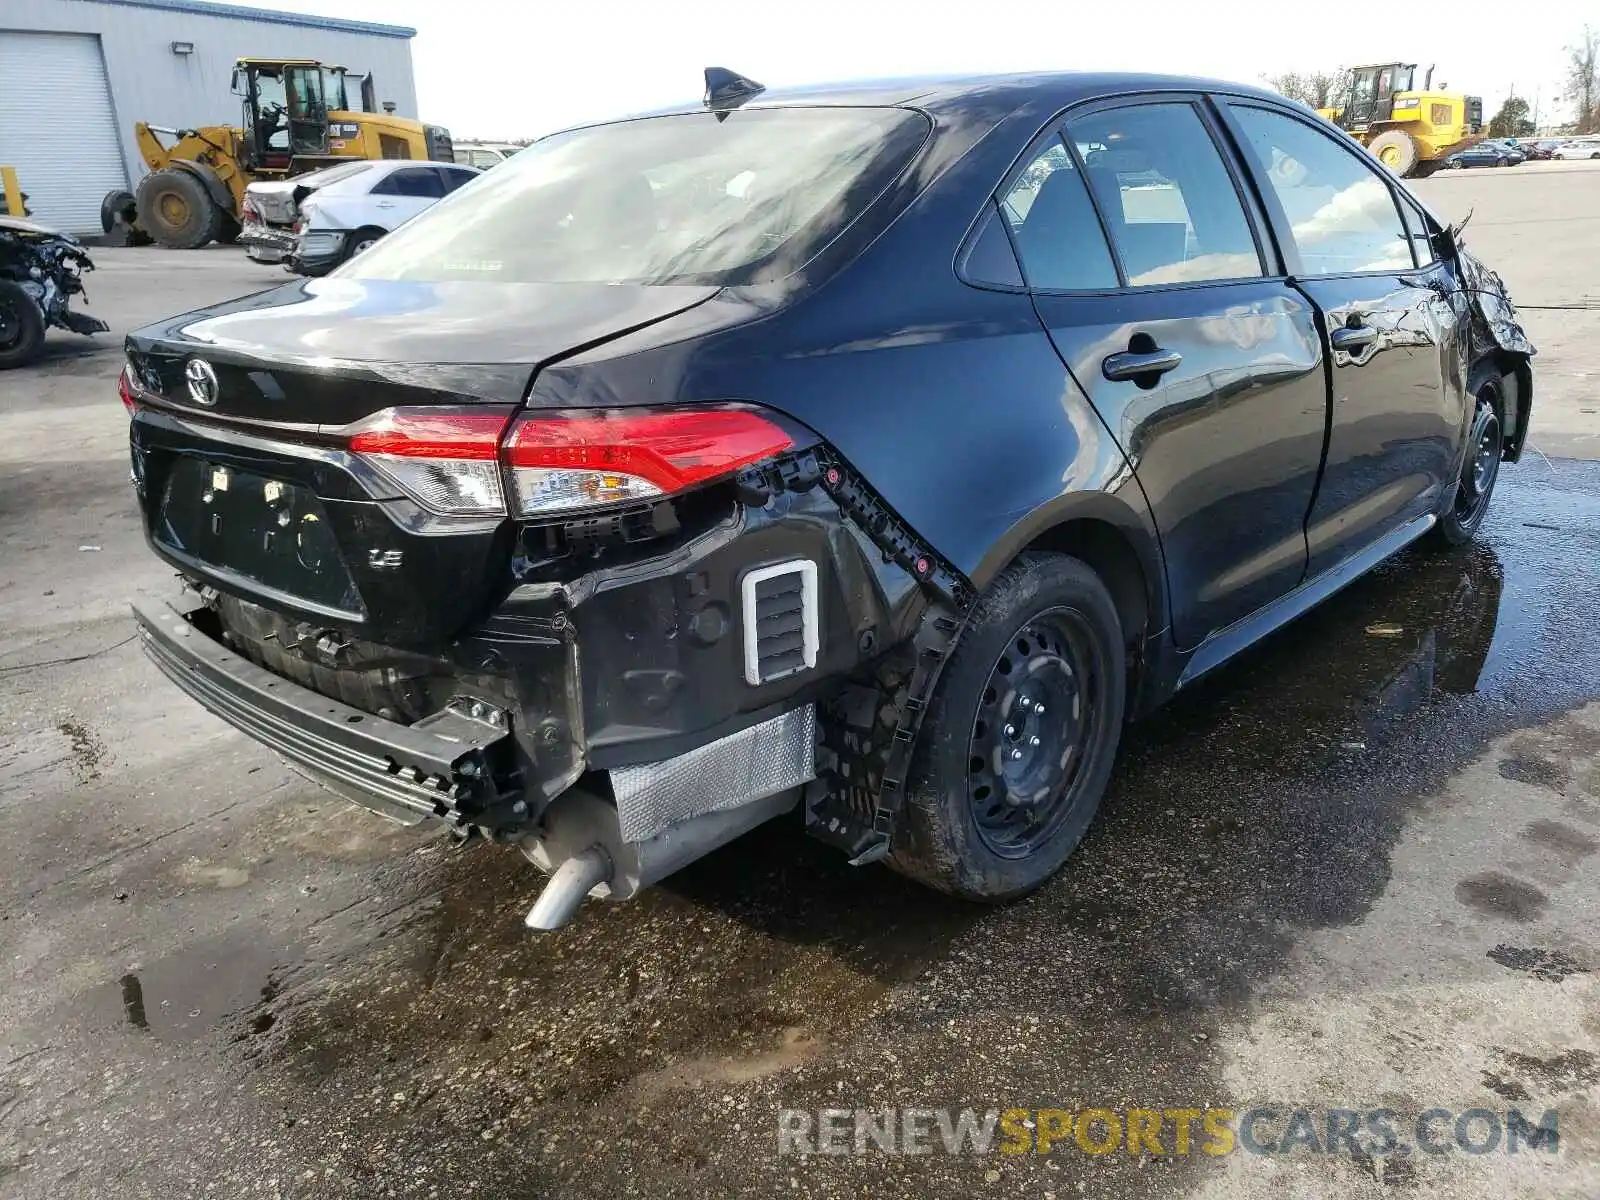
[1102,347,1183,383]
[374,201,397,209]
[1330,324,1379,351]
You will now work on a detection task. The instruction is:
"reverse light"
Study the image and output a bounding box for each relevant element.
[502,407,793,516]
[347,406,514,515]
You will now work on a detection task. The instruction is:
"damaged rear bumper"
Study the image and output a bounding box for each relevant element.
[135,596,509,824]
[239,225,295,264]
[135,592,818,928]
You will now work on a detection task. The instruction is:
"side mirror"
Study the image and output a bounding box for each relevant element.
[230,68,243,97]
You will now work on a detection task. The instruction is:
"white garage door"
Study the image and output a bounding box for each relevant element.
[0,31,129,233]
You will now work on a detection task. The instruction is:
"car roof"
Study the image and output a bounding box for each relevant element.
[620,70,1291,125]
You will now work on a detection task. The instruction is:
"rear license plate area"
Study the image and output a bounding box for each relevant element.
[155,457,362,614]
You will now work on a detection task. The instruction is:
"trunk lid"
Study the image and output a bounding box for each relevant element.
[126,278,720,647]
[126,276,719,415]
[244,179,304,228]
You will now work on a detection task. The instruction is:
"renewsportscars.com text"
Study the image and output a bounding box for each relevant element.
[777,1106,1560,1158]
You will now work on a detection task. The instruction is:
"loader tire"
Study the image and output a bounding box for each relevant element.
[100,189,136,235]
[1368,130,1420,177]
[135,169,221,249]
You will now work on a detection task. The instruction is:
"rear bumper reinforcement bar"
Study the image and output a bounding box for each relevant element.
[133,597,509,821]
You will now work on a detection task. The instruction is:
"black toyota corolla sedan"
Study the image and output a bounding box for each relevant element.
[123,70,1534,929]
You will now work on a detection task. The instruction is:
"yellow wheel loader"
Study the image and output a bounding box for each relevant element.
[1317,63,1484,177]
[105,58,454,249]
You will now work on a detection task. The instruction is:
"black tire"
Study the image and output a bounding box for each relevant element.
[1368,129,1419,177]
[135,169,221,249]
[890,553,1126,901]
[1432,362,1505,546]
[0,280,47,370]
[215,214,242,245]
[100,189,135,235]
[344,226,387,261]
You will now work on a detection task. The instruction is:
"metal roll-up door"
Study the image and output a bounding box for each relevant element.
[0,31,129,232]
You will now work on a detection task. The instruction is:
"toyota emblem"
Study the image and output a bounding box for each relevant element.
[184,358,219,407]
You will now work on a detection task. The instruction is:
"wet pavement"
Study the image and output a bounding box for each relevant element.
[1,454,1595,1198]
[3,176,1600,1198]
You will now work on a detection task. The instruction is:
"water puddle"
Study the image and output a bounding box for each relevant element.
[106,938,297,1043]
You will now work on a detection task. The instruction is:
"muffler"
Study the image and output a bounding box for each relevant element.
[520,786,798,930]
[520,705,815,930]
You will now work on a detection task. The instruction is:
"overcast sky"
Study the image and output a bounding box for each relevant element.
[240,0,1587,138]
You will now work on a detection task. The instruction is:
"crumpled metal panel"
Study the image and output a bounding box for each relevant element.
[1457,246,1536,357]
[610,706,816,842]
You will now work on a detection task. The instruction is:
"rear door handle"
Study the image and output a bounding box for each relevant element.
[1102,348,1183,382]
[374,201,396,209]
[1330,324,1379,351]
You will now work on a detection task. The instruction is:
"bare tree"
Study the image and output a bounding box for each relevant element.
[1262,68,1353,110]
[1568,26,1600,134]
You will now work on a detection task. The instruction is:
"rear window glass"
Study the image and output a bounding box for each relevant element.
[343,107,929,286]
[293,160,375,189]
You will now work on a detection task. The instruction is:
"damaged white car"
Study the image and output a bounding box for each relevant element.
[240,160,479,276]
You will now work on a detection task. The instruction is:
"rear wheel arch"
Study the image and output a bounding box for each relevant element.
[347,225,388,256]
[1484,350,1532,460]
[971,496,1168,653]
[1022,519,1153,653]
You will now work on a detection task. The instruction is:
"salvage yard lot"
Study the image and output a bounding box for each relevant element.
[1,161,1598,1200]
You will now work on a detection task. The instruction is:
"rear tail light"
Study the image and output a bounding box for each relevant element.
[347,406,513,516]
[343,405,793,519]
[118,364,139,414]
[503,407,793,516]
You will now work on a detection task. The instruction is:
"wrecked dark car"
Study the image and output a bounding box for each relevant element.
[123,71,1534,929]
[0,216,108,369]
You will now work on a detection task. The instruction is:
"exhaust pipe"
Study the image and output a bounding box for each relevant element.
[519,786,798,930]
[525,845,612,930]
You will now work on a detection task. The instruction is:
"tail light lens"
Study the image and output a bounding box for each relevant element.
[118,365,139,415]
[503,407,793,516]
[347,406,513,516]
[343,405,793,519]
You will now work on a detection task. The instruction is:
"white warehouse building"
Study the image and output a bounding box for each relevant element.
[0,0,419,231]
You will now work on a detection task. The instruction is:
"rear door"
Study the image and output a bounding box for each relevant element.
[1220,101,1465,577]
[1014,98,1329,650]
[436,165,478,194]
[368,167,445,226]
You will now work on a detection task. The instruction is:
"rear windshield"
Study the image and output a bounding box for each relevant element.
[342,106,930,286]
[292,160,375,189]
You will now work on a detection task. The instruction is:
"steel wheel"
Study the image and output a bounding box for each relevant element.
[1453,393,1501,527]
[966,607,1103,859]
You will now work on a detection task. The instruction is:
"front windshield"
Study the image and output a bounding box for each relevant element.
[321,68,349,112]
[344,106,929,286]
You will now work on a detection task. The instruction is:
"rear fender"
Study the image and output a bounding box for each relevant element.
[969,488,1172,716]
[168,159,237,216]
